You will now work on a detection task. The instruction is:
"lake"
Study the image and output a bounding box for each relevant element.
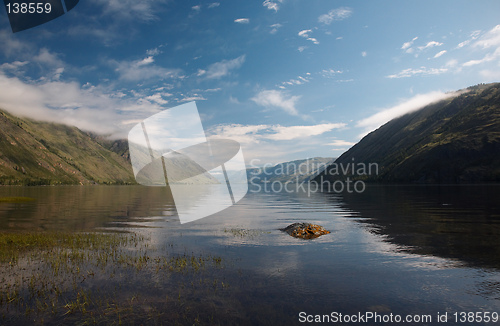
[1,184,499,325]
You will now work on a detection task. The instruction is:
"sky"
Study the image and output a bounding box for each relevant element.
[1,0,500,166]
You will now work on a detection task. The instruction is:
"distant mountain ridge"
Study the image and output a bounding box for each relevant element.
[314,83,500,184]
[245,157,334,184]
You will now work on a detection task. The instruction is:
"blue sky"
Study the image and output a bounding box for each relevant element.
[1,0,500,165]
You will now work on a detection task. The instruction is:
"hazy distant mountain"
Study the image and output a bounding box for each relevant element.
[314,83,500,184]
[244,157,335,184]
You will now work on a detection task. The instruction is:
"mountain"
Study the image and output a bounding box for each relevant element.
[0,109,229,186]
[0,109,136,185]
[314,83,500,184]
[245,157,335,184]
[2,107,324,186]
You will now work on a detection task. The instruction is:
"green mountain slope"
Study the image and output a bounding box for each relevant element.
[0,109,136,185]
[314,83,500,184]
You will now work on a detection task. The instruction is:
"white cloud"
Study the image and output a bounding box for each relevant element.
[320,69,342,78]
[204,55,246,79]
[318,7,352,25]
[387,66,448,79]
[307,38,319,45]
[401,38,443,56]
[52,68,65,81]
[208,2,220,8]
[463,47,500,67]
[433,50,447,58]
[0,73,163,136]
[263,0,282,12]
[33,48,65,68]
[401,37,418,50]
[209,124,269,144]
[298,29,312,37]
[328,140,356,147]
[251,89,301,116]
[234,18,250,24]
[136,56,154,66]
[417,41,443,51]
[457,40,470,49]
[473,25,500,49]
[279,75,311,88]
[201,88,222,93]
[361,51,367,57]
[267,124,345,140]
[207,122,345,163]
[456,30,481,48]
[298,29,319,45]
[0,47,69,80]
[0,61,29,72]
[460,25,500,68]
[154,86,173,92]
[0,29,32,57]
[146,47,162,56]
[357,91,458,136]
[179,95,207,102]
[145,93,169,105]
[298,46,307,52]
[114,58,181,81]
[192,5,201,11]
[270,23,282,34]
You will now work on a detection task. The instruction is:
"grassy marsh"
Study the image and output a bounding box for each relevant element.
[0,231,229,325]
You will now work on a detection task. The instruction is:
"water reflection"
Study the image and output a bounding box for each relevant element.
[0,186,177,231]
[334,185,500,269]
[1,185,500,324]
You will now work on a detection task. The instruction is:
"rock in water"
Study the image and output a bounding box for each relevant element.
[280,223,330,239]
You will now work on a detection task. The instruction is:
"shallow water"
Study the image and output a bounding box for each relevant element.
[1,185,499,324]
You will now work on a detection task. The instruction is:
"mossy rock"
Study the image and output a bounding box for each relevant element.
[280,223,330,239]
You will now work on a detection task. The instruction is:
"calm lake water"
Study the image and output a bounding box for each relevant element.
[1,185,500,325]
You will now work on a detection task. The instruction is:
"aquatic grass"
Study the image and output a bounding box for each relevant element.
[0,232,141,263]
[0,231,228,325]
